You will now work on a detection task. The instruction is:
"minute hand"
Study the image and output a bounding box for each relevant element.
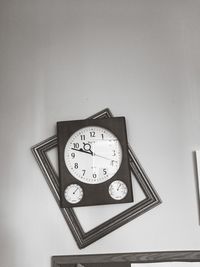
[93,153,117,162]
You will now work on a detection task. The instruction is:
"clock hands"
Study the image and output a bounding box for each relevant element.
[71,147,93,155]
[83,142,93,155]
[71,143,94,155]
[71,142,118,163]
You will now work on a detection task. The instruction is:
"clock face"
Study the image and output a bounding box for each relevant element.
[64,126,122,184]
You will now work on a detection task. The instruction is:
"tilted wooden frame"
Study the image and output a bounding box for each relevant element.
[52,251,200,267]
[31,108,161,249]
[195,150,200,219]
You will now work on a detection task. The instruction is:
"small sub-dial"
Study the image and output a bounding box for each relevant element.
[108,180,128,200]
[64,184,83,204]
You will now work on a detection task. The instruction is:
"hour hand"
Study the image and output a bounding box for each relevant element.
[71,147,93,155]
[83,142,93,155]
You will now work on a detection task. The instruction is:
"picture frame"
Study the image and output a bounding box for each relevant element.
[52,251,200,267]
[195,150,200,221]
[53,262,131,267]
[31,108,161,249]
[196,150,200,189]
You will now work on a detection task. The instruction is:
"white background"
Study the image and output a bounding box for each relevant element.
[0,1,200,267]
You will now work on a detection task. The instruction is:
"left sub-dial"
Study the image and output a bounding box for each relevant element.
[64,184,83,204]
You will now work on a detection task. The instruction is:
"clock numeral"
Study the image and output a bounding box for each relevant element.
[101,134,104,139]
[80,135,85,140]
[90,131,96,137]
[71,153,75,158]
[82,169,86,176]
[73,143,79,149]
[103,168,107,175]
[93,173,97,178]
[74,163,78,169]
[112,150,116,156]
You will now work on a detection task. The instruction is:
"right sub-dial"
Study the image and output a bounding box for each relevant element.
[108,180,128,200]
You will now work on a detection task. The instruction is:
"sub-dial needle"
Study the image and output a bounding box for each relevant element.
[73,188,78,194]
[117,184,121,191]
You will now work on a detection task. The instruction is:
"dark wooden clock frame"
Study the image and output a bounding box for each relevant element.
[57,117,133,207]
[31,108,161,249]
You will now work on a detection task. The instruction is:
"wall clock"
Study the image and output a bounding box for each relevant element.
[31,108,161,248]
[57,117,133,207]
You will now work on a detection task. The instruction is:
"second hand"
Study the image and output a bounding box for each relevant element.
[93,153,118,163]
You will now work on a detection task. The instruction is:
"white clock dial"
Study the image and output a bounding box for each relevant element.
[109,180,128,200]
[64,184,83,204]
[64,126,122,184]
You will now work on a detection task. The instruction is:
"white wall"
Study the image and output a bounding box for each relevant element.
[0,1,200,267]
